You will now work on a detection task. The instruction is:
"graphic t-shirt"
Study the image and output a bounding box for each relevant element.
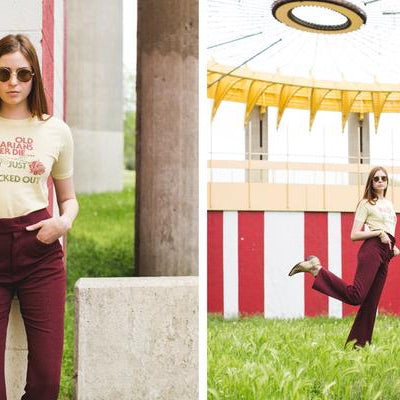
[354,198,397,236]
[0,114,73,218]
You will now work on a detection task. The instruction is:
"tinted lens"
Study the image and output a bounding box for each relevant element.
[17,69,33,82]
[0,68,10,82]
[374,176,387,182]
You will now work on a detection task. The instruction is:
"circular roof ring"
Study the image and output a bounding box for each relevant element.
[271,0,367,34]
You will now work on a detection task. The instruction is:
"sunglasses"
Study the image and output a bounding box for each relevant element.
[373,176,387,183]
[0,67,34,83]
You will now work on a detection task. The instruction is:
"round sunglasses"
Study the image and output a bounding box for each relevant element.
[373,175,387,183]
[0,67,34,83]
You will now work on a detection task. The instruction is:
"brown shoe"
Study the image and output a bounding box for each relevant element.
[288,255,321,277]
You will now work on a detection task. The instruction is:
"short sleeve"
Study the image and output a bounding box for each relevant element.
[51,124,74,179]
[354,200,369,223]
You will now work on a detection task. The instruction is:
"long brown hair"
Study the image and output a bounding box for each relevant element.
[361,166,389,205]
[0,34,49,121]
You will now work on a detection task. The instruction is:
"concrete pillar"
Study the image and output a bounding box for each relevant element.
[245,106,268,183]
[74,277,198,399]
[348,112,370,184]
[135,0,198,275]
[66,0,124,193]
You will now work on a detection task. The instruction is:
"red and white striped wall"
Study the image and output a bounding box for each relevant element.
[208,211,400,318]
[42,0,67,218]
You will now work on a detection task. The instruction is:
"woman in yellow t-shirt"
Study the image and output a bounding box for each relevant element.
[0,34,79,399]
[289,166,398,348]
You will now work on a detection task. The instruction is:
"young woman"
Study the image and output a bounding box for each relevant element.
[0,34,78,399]
[289,166,398,348]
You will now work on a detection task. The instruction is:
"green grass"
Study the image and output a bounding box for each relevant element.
[208,314,400,400]
[59,170,135,399]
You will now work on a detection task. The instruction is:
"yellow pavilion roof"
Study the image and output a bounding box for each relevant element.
[208,61,400,131]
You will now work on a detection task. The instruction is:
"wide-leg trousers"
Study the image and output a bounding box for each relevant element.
[0,208,66,400]
[312,233,395,348]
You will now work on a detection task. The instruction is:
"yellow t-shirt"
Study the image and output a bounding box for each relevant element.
[0,114,73,218]
[354,198,397,236]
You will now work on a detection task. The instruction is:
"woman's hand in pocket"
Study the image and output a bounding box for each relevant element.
[25,215,72,244]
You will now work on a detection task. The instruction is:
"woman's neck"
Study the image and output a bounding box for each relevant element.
[0,103,31,119]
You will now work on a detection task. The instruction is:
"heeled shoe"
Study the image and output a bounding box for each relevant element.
[288,255,321,277]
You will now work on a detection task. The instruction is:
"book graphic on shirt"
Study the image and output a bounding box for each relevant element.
[0,136,45,184]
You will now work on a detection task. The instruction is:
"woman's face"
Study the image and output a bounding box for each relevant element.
[372,169,388,192]
[0,51,33,109]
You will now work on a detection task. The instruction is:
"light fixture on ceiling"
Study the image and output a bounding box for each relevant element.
[272,0,367,34]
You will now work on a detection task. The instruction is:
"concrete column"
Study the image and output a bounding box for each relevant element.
[135,0,198,275]
[245,106,268,183]
[348,112,370,184]
[66,0,124,193]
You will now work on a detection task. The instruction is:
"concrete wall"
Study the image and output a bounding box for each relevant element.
[245,106,268,183]
[0,1,66,398]
[135,0,199,276]
[348,112,370,164]
[74,277,198,400]
[66,0,124,193]
[348,113,370,185]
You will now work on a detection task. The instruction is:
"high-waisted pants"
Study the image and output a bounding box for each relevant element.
[312,233,395,348]
[0,208,66,400]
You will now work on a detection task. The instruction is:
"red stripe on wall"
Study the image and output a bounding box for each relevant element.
[341,212,362,316]
[207,212,224,314]
[42,0,55,115]
[304,212,329,316]
[238,212,264,315]
[379,214,400,315]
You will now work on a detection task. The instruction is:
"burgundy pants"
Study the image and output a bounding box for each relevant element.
[0,208,65,400]
[312,233,395,348]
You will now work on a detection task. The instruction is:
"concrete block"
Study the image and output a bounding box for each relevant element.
[5,298,28,400]
[74,277,198,400]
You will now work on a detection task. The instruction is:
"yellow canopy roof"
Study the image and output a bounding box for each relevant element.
[208,61,400,131]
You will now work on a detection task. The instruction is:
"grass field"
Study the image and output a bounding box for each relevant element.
[58,170,135,399]
[208,314,400,400]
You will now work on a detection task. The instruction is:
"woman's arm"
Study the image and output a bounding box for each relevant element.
[350,218,392,250]
[26,177,79,243]
[53,177,79,230]
[350,219,382,242]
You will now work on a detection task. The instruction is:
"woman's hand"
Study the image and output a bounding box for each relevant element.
[393,245,400,257]
[25,215,72,244]
[379,231,393,250]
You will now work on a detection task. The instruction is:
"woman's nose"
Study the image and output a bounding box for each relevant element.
[9,73,18,85]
